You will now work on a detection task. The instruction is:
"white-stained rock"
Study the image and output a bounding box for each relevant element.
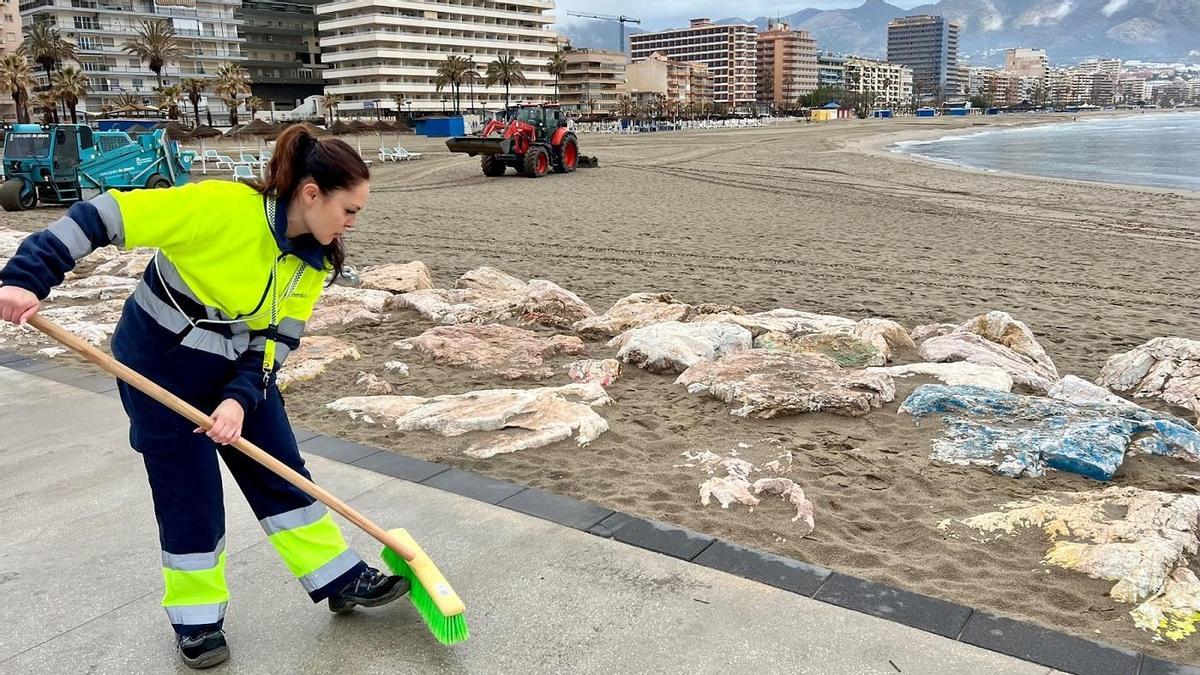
[356,371,393,395]
[87,248,155,278]
[384,361,410,376]
[753,477,816,534]
[327,382,611,458]
[306,304,382,333]
[396,323,585,380]
[692,308,856,337]
[318,284,393,312]
[853,318,915,362]
[1099,337,1200,421]
[677,350,896,418]
[277,336,360,390]
[49,275,138,301]
[1049,374,1134,407]
[358,261,433,294]
[571,292,692,337]
[917,312,1058,392]
[867,362,1014,392]
[700,476,759,509]
[391,267,594,329]
[910,323,957,343]
[455,266,527,294]
[609,321,752,374]
[567,359,622,387]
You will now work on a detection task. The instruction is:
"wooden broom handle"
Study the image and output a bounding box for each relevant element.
[28,314,418,562]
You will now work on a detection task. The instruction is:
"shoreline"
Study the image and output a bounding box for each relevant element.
[852,109,1200,196]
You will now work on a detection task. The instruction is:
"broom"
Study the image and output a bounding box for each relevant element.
[29,314,468,646]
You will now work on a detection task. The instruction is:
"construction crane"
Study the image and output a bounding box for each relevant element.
[565,11,641,56]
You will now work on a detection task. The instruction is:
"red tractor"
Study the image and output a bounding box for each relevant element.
[445,104,581,178]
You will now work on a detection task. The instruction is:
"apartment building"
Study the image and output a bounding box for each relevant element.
[316,0,558,115]
[1004,48,1047,80]
[755,21,818,107]
[1,0,21,121]
[240,0,323,110]
[817,52,846,89]
[19,0,244,112]
[844,57,913,108]
[626,51,713,110]
[629,17,755,109]
[886,15,959,100]
[558,48,624,117]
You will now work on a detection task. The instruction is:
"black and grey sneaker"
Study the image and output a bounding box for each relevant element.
[328,566,409,613]
[176,629,230,669]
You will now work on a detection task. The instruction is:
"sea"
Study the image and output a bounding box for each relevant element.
[891,111,1200,192]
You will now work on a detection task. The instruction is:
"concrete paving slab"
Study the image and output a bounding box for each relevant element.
[0,368,1057,674]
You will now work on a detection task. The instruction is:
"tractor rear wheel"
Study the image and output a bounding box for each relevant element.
[147,174,171,189]
[523,146,549,178]
[553,137,579,173]
[0,180,35,211]
[481,155,505,177]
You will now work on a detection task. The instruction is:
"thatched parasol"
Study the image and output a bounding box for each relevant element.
[190,125,222,139]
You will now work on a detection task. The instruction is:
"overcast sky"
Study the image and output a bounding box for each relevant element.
[553,0,925,30]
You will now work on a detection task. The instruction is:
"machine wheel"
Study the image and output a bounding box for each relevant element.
[553,137,579,173]
[147,174,172,189]
[523,146,549,178]
[0,180,35,211]
[481,155,506,177]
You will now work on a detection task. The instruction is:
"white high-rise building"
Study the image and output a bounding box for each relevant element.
[316,0,558,115]
[629,18,757,109]
[19,0,245,114]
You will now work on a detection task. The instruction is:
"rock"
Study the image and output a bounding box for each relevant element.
[867,362,1013,391]
[677,350,896,418]
[1099,337,1200,421]
[920,311,1058,392]
[307,304,382,333]
[318,284,393,312]
[356,372,393,395]
[753,477,816,535]
[455,266,527,294]
[1049,374,1134,407]
[700,476,760,509]
[920,332,1059,393]
[853,318,915,362]
[0,299,124,350]
[692,308,856,337]
[87,248,155,278]
[396,324,585,380]
[910,323,957,343]
[754,331,884,367]
[901,384,1200,480]
[358,261,433,294]
[567,359,622,387]
[391,267,594,329]
[571,292,692,337]
[694,303,745,316]
[384,361,410,376]
[327,382,611,458]
[609,321,751,374]
[0,227,27,263]
[49,275,138,301]
[277,336,360,390]
[945,486,1200,641]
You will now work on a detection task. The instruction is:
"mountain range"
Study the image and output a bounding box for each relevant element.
[558,0,1200,64]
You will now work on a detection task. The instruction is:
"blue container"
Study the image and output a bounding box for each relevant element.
[413,115,466,137]
[947,108,969,116]
[916,108,936,117]
[872,109,894,118]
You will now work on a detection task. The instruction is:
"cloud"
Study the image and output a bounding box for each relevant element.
[1101,0,1129,16]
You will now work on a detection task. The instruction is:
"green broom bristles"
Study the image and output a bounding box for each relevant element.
[381,545,469,646]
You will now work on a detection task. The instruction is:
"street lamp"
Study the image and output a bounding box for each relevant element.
[441,98,447,113]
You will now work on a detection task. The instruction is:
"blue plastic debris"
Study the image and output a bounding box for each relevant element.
[900,384,1200,481]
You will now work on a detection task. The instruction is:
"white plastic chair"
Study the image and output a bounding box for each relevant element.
[395,147,423,160]
[378,147,400,162]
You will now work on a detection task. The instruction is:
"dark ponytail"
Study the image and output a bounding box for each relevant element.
[256,123,369,283]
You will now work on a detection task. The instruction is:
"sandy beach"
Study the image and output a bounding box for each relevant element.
[5,113,1200,662]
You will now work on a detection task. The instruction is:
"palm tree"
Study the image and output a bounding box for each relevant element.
[615,94,634,126]
[180,77,205,127]
[321,93,341,122]
[112,92,143,111]
[123,20,184,91]
[434,55,466,114]
[26,23,76,88]
[35,89,58,123]
[546,50,567,101]
[486,55,526,110]
[463,56,481,114]
[52,66,89,124]
[0,52,36,123]
[246,95,265,118]
[157,84,182,120]
[213,63,250,125]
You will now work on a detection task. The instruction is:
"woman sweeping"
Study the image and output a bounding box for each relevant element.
[0,125,408,669]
